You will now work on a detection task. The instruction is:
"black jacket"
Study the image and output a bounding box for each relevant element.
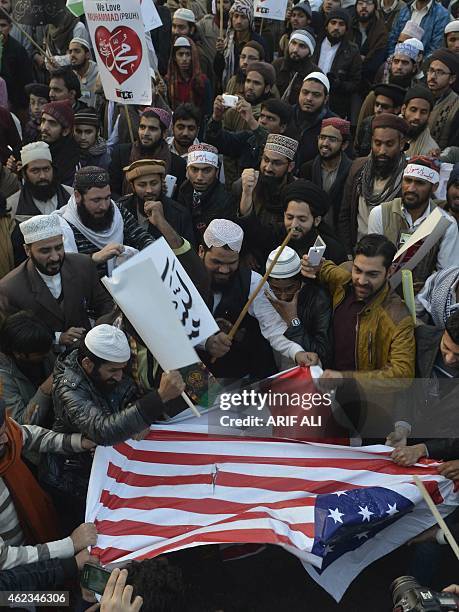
[299,153,353,232]
[177,179,237,245]
[0,35,34,110]
[149,5,171,76]
[117,193,196,247]
[49,136,81,188]
[284,279,333,368]
[52,349,169,446]
[396,325,459,461]
[109,143,186,200]
[0,557,77,591]
[272,56,320,105]
[292,104,337,170]
[205,118,268,176]
[312,38,362,119]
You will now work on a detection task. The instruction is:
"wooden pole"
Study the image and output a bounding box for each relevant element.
[228,228,294,340]
[124,105,135,144]
[0,7,53,62]
[413,475,459,561]
[219,0,224,38]
[165,370,201,418]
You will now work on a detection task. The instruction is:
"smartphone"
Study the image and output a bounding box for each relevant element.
[307,235,326,267]
[222,93,238,108]
[81,563,111,595]
[165,174,177,198]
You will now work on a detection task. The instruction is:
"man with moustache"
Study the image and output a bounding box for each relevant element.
[7,142,74,223]
[401,86,439,157]
[197,219,311,379]
[109,107,186,199]
[39,100,80,188]
[293,72,337,168]
[237,134,298,268]
[273,29,319,105]
[166,103,200,161]
[57,166,153,277]
[68,38,98,109]
[118,159,195,245]
[426,49,459,151]
[300,233,415,386]
[299,117,352,233]
[0,214,112,347]
[278,2,314,55]
[339,113,409,254]
[73,109,111,170]
[224,40,265,96]
[368,157,459,290]
[313,9,362,119]
[178,144,237,244]
[351,0,388,88]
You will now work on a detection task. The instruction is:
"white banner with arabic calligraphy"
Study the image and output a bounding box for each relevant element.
[83,0,152,105]
[102,239,219,370]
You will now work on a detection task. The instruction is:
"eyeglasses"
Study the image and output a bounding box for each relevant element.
[427,67,452,77]
[318,134,342,144]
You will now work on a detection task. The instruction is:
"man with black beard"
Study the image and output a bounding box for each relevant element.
[236,134,298,269]
[402,86,439,157]
[57,167,153,277]
[7,142,74,224]
[445,164,459,226]
[350,0,387,88]
[313,9,362,119]
[109,107,186,199]
[339,113,408,254]
[118,159,195,246]
[0,214,112,347]
[273,29,319,105]
[368,156,458,290]
[197,219,311,379]
[177,144,237,245]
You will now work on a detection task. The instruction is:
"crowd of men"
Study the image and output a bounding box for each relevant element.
[0,0,458,608]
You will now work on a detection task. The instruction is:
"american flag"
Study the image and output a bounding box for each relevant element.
[86,417,459,602]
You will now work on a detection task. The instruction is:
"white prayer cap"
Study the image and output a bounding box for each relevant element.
[20,214,62,244]
[173,8,196,22]
[174,36,191,48]
[401,20,424,41]
[303,71,330,94]
[267,246,301,279]
[20,141,52,167]
[203,219,244,253]
[69,37,90,50]
[445,20,459,35]
[404,37,424,53]
[84,324,131,363]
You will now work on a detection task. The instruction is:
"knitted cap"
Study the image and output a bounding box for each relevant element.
[264,134,298,161]
[325,8,350,28]
[289,29,316,55]
[404,37,424,53]
[74,108,100,127]
[401,20,424,41]
[85,324,131,363]
[203,219,244,253]
[174,36,191,48]
[187,143,219,168]
[20,214,63,244]
[246,60,276,86]
[173,8,196,23]
[303,71,330,94]
[445,20,459,35]
[394,42,419,61]
[293,1,312,19]
[74,166,110,191]
[69,36,90,50]
[20,141,52,166]
[372,113,409,135]
[267,246,301,279]
[42,100,74,130]
[141,107,172,130]
[321,117,350,138]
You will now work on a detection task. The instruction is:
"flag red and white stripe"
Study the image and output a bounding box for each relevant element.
[86,418,458,602]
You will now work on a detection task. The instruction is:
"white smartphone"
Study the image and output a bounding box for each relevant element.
[165,174,177,198]
[307,235,326,267]
[222,94,238,108]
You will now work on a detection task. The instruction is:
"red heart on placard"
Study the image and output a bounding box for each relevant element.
[94,25,143,85]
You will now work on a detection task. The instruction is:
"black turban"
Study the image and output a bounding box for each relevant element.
[281,179,330,217]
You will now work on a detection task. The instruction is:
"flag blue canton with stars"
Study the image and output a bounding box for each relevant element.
[311,487,414,572]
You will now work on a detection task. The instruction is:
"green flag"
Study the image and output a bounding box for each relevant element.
[66,0,84,17]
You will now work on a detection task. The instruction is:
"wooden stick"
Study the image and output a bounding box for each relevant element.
[413,475,459,561]
[219,0,224,38]
[124,105,135,144]
[0,7,52,61]
[228,228,294,340]
[259,17,264,35]
[165,370,201,418]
